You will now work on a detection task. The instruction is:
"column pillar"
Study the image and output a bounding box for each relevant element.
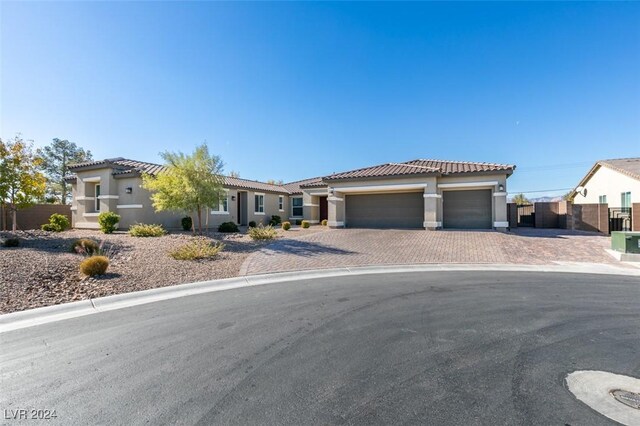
[327,191,345,228]
[493,186,509,231]
[423,188,442,230]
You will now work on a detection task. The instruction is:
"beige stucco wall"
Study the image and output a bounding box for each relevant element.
[573,166,639,207]
[71,168,290,230]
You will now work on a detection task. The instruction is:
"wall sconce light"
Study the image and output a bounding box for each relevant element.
[231,195,236,201]
[498,184,504,192]
[125,186,133,194]
[329,187,335,195]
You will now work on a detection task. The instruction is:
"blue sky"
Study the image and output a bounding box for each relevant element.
[2,2,639,196]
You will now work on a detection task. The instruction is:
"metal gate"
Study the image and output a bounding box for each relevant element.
[609,208,632,233]
[517,204,535,227]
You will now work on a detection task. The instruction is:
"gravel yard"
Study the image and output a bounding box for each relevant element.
[0,226,326,314]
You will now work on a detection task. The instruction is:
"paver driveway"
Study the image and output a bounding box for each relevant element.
[241,228,622,275]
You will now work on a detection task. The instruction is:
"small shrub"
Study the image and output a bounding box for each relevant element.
[129,223,166,237]
[98,212,120,234]
[321,219,328,226]
[248,224,277,240]
[218,221,239,233]
[295,219,302,226]
[170,238,225,260]
[269,215,282,226]
[41,213,70,232]
[301,220,310,229]
[181,216,193,231]
[248,220,257,228]
[80,255,109,277]
[3,238,20,247]
[71,238,100,255]
[281,221,291,231]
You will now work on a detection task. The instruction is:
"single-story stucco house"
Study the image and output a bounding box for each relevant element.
[67,157,515,231]
[569,157,639,208]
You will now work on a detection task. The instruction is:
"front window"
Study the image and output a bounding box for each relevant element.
[598,195,607,204]
[255,194,264,213]
[621,192,631,209]
[95,184,101,211]
[292,197,303,217]
[278,196,284,211]
[212,191,229,213]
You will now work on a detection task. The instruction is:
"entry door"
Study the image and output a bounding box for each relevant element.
[237,192,248,225]
[319,196,328,221]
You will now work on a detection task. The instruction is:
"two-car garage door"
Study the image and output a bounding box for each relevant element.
[345,193,423,228]
[344,189,493,229]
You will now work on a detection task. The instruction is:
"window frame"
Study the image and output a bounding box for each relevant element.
[598,195,607,204]
[621,191,631,209]
[95,184,101,211]
[211,190,230,215]
[278,195,284,212]
[291,197,303,217]
[254,193,265,214]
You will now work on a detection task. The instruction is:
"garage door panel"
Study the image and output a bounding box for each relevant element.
[443,190,492,229]
[346,193,423,228]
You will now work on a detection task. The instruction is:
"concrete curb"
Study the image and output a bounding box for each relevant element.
[1,263,639,333]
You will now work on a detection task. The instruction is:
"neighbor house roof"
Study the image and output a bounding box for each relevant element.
[598,158,640,181]
[323,159,515,181]
[569,157,640,199]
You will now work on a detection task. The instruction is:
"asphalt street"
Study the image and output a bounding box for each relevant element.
[1,271,639,425]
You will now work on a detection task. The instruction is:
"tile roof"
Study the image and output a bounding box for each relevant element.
[323,159,515,180]
[223,176,288,193]
[66,157,516,192]
[67,158,289,193]
[282,177,326,195]
[599,157,640,181]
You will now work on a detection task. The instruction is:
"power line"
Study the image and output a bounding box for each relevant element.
[508,187,573,194]
[515,161,592,173]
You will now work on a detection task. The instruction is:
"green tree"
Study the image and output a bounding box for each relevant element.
[0,135,47,231]
[228,170,240,178]
[511,193,530,206]
[36,138,92,204]
[142,144,225,234]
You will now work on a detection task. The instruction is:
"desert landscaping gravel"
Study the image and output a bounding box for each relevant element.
[0,227,326,314]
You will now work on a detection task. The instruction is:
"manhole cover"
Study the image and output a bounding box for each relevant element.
[611,389,640,410]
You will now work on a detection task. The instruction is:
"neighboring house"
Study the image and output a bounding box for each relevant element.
[67,157,515,231]
[569,158,640,208]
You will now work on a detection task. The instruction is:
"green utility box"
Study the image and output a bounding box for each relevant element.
[611,232,640,254]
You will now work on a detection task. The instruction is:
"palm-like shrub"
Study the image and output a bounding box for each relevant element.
[71,238,101,255]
